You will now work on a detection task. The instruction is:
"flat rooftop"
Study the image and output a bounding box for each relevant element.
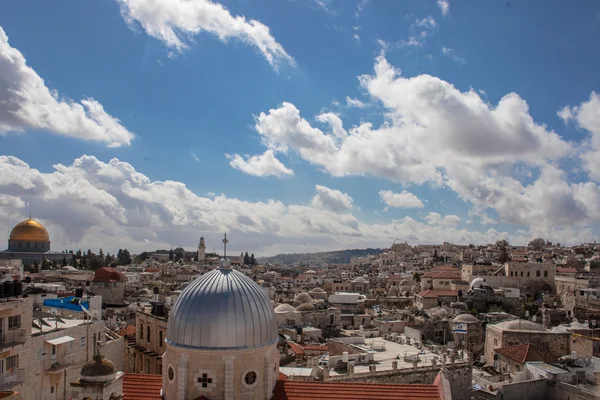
[329,337,468,377]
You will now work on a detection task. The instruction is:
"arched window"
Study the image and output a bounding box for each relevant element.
[520,271,523,277]
[536,270,541,277]
[544,270,548,277]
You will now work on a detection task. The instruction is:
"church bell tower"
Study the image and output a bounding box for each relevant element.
[197,236,206,261]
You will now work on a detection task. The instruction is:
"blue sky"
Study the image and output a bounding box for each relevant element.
[1,0,599,255]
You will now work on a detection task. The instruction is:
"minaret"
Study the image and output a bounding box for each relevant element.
[197,236,206,261]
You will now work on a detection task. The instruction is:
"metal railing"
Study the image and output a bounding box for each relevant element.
[43,353,74,371]
[0,329,27,348]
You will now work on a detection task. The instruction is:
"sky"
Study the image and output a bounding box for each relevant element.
[1,0,600,256]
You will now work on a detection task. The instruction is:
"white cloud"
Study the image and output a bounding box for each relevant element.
[0,27,134,147]
[400,36,422,47]
[0,155,535,255]
[235,55,600,238]
[415,16,436,29]
[190,151,200,162]
[227,150,294,178]
[558,92,600,181]
[379,190,424,209]
[117,0,294,70]
[437,0,450,16]
[424,212,460,226]
[345,96,366,108]
[311,185,353,213]
[441,46,465,64]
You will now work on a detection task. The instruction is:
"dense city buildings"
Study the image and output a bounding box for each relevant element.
[0,217,599,399]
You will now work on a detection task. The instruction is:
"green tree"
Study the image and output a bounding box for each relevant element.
[496,239,510,263]
[244,252,250,265]
[88,256,103,270]
[412,271,421,283]
[99,248,104,258]
[250,253,256,265]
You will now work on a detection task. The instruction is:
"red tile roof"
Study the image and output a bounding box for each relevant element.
[422,271,460,279]
[417,290,459,298]
[557,267,577,274]
[431,265,459,272]
[272,381,441,400]
[93,267,126,282]
[494,343,555,364]
[122,374,162,400]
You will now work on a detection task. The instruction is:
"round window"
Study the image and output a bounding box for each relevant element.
[168,366,175,382]
[244,371,257,385]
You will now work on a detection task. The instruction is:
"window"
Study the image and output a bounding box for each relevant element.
[7,355,18,369]
[159,331,163,347]
[140,324,144,340]
[494,339,498,346]
[147,358,150,374]
[198,373,213,388]
[50,386,55,394]
[244,371,257,385]
[536,270,541,277]
[80,336,86,347]
[544,270,548,277]
[520,271,523,277]
[8,315,21,329]
[527,272,530,277]
[52,345,56,355]
[147,326,150,342]
[168,365,175,382]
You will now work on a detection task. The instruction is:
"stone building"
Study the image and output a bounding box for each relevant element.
[126,302,168,374]
[451,314,484,359]
[162,247,279,399]
[483,319,570,366]
[89,267,126,306]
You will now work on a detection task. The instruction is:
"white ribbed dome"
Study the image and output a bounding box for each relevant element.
[166,267,278,349]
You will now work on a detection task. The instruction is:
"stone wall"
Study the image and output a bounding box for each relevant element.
[499,379,554,400]
[104,336,125,372]
[326,339,363,356]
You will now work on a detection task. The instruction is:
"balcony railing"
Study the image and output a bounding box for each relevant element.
[0,329,27,349]
[0,368,25,391]
[44,353,74,372]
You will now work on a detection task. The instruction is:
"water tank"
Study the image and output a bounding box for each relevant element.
[4,281,14,297]
[342,352,349,363]
[13,281,22,296]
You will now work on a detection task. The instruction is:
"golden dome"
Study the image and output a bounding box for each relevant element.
[9,218,50,242]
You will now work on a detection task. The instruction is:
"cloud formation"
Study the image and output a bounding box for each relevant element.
[227,150,294,177]
[0,155,540,255]
[117,0,294,70]
[0,27,134,147]
[437,0,450,16]
[558,92,600,181]
[379,190,424,209]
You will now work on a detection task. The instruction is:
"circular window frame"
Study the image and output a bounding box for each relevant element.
[167,364,176,383]
[241,369,258,388]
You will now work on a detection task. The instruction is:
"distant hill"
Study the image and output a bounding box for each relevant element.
[258,248,383,265]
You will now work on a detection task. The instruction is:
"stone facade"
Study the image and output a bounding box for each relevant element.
[126,306,168,374]
[162,342,279,400]
[484,325,570,366]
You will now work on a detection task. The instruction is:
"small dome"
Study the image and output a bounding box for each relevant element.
[10,218,50,242]
[399,279,410,286]
[305,269,317,275]
[295,303,316,312]
[294,292,313,304]
[470,277,486,289]
[309,287,325,293]
[274,304,296,313]
[494,319,547,332]
[167,267,277,349]
[453,314,479,324]
[352,277,368,284]
[80,354,116,382]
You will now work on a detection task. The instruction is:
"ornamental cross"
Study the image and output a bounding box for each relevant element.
[222,233,228,258]
[198,373,212,388]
